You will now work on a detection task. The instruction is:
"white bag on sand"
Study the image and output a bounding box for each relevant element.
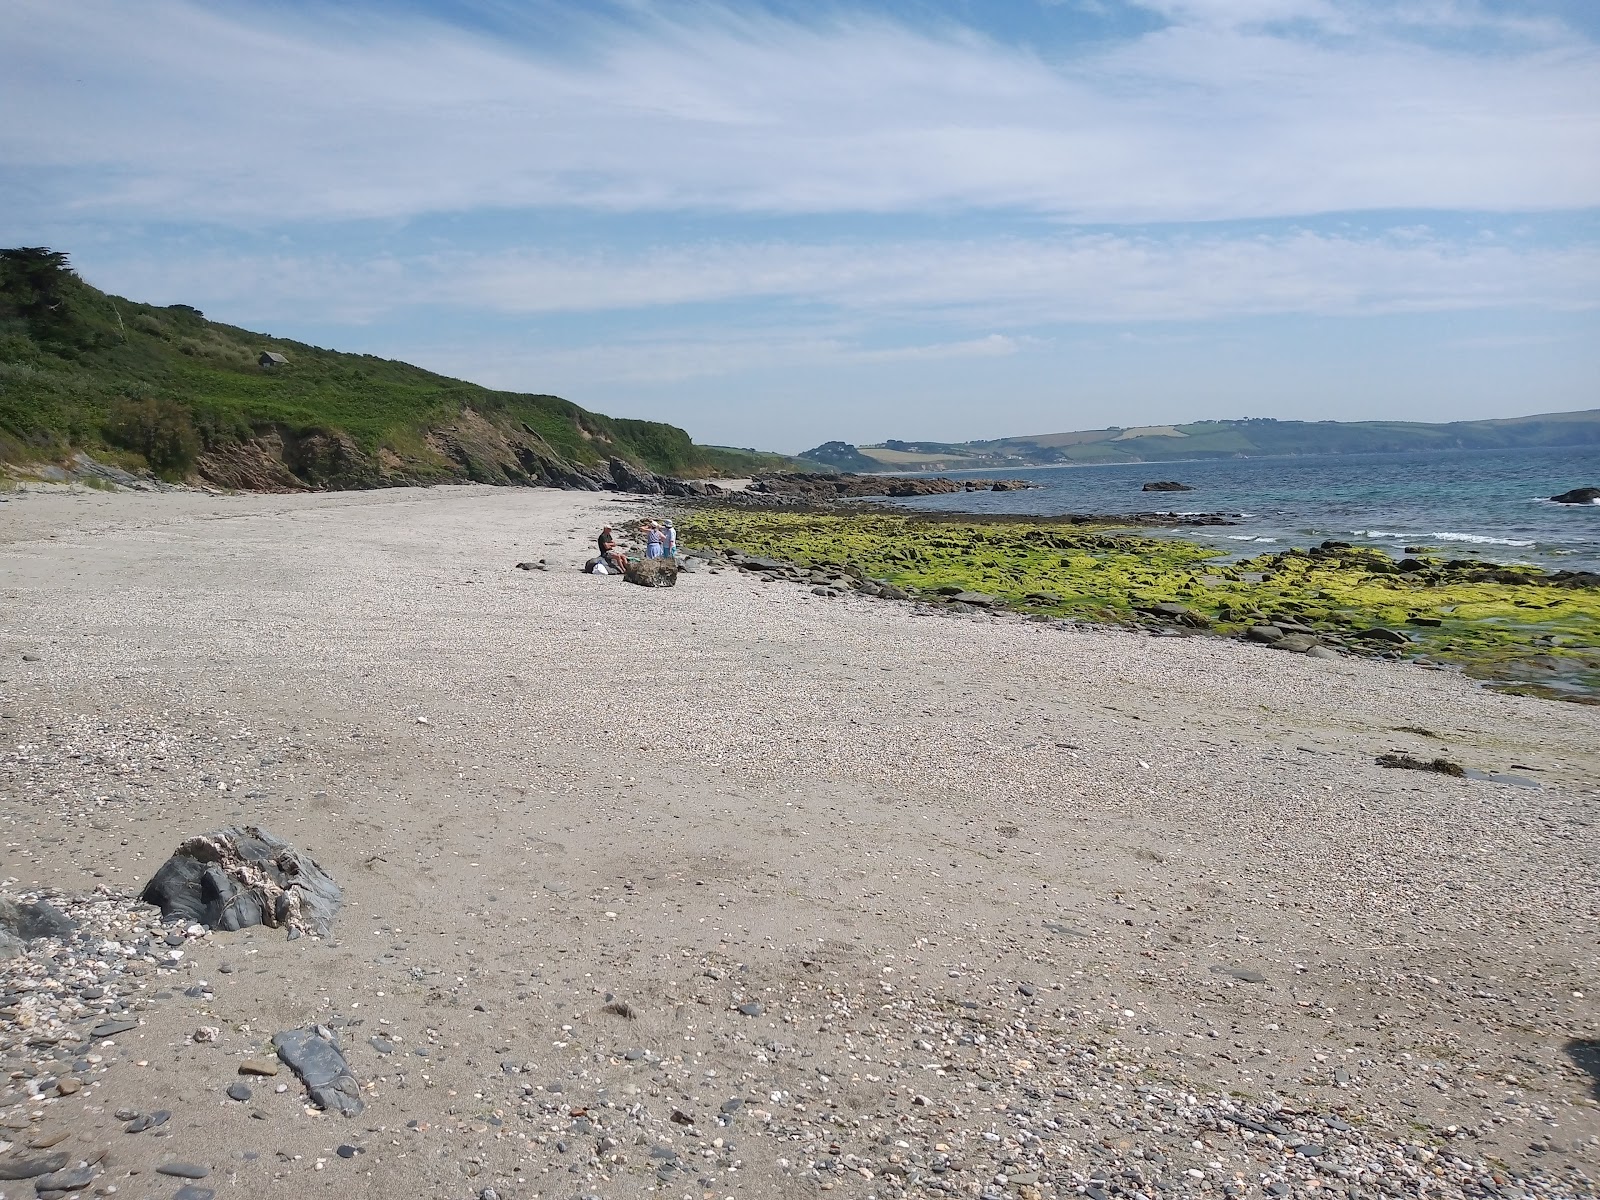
[591,560,608,575]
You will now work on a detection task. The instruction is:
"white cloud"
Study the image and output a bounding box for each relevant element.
[1,0,1596,225]
[82,229,1600,332]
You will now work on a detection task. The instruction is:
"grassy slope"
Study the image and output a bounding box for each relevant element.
[0,249,795,480]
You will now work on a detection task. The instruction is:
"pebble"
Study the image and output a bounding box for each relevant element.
[226,1082,252,1102]
[155,1162,211,1179]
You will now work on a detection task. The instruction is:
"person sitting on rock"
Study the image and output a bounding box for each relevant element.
[598,525,628,573]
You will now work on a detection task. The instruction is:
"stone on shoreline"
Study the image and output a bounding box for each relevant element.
[624,559,678,587]
[1549,486,1599,505]
[272,1027,364,1117]
[139,826,341,938]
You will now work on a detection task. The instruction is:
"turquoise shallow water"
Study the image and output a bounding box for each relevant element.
[885,445,1600,573]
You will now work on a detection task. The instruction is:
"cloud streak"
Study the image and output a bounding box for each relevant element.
[83,228,1600,331]
[2,0,1597,226]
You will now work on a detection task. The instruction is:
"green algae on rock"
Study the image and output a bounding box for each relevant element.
[674,509,1600,703]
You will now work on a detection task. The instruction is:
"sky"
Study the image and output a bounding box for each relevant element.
[3,0,1598,453]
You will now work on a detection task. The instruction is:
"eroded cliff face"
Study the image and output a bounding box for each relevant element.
[187,408,713,496]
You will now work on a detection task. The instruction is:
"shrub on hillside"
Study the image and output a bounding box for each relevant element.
[105,396,200,477]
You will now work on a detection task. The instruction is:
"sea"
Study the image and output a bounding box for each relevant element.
[882,445,1600,573]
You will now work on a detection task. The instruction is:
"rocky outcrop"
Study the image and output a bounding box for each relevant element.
[1550,487,1599,505]
[748,472,1036,501]
[186,407,708,496]
[1142,481,1193,492]
[139,826,341,938]
[624,559,678,587]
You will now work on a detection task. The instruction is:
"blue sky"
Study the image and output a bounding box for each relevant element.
[3,0,1597,453]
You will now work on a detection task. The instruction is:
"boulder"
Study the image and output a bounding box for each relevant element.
[1142,481,1193,492]
[947,591,999,607]
[139,826,341,938]
[607,457,665,495]
[1140,601,1211,628]
[1245,625,1284,643]
[624,559,679,588]
[0,897,76,959]
[1550,487,1600,505]
[1272,634,1321,653]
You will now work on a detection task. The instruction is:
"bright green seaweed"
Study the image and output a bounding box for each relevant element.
[674,509,1600,703]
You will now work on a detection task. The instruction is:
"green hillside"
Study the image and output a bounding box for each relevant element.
[0,247,795,488]
[807,411,1600,471]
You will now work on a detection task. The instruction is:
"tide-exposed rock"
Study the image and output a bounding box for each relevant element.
[139,826,340,938]
[272,1027,364,1117]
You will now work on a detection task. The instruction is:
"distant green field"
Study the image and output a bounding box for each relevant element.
[804,410,1600,471]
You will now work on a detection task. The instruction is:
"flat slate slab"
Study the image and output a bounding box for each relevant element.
[273,1028,364,1117]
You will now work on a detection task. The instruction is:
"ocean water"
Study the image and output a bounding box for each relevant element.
[884,445,1600,573]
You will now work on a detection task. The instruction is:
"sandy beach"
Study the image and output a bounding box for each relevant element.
[0,484,1596,1200]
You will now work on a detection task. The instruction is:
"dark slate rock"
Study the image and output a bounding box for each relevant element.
[31,1165,94,1192]
[226,1082,252,1102]
[155,1163,210,1179]
[139,825,340,937]
[336,1144,361,1159]
[1210,965,1267,983]
[0,898,76,943]
[272,1027,364,1117]
[1550,487,1599,505]
[0,1154,67,1180]
[90,1019,138,1039]
[736,1002,764,1017]
[174,1188,216,1200]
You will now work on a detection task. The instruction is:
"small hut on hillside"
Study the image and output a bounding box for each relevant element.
[259,351,288,369]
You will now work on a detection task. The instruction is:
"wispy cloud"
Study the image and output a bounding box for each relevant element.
[2,0,1596,226]
[82,228,1600,331]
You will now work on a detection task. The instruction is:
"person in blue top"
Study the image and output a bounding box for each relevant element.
[664,521,678,558]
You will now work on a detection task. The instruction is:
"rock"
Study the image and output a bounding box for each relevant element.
[154,1163,211,1179]
[1376,753,1465,777]
[53,1078,80,1096]
[1211,965,1267,983]
[139,825,341,937]
[1140,601,1211,628]
[336,1144,360,1159]
[623,559,678,588]
[0,1154,68,1181]
[0,898,76,945]
[173,1188,216,1200]
[513,561,547,571]
[1305,645,1341,660]
[31,1165,94,1192]
[606,457,665,494]
[238,1058,279,1076]
[1352,627,1410,644]
[272,1027,364,1116]
[1549,487,1600,505]
[947,591,998,607]
[89,1019,138,1039]
[226,1082,252,1102]
[736,1002,764,1017]
[1141,481,1193,492]
[1245,625,1284,643]
[1272,634,1320,653]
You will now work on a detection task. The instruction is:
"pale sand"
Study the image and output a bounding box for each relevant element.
[0,484,1596,1199]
